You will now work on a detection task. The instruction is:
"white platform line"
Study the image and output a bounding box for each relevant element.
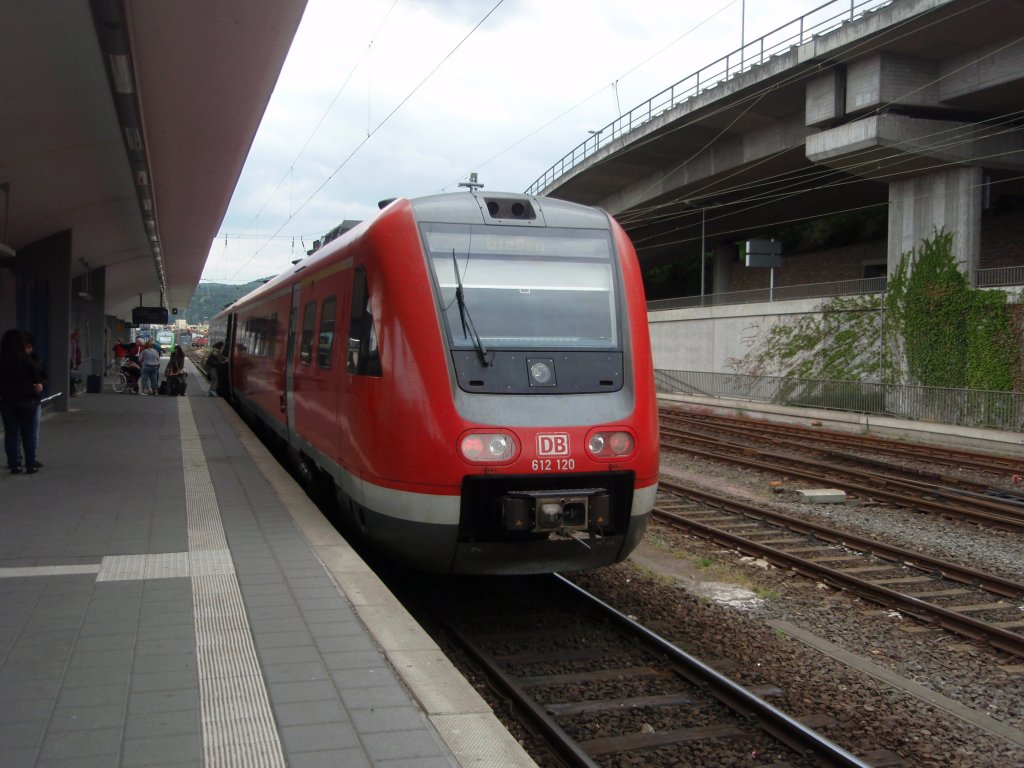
[0,564,102,579]
[179,398,286,768]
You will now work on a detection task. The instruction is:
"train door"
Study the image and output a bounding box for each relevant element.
[223,313,237,399]
[284,286,300,444]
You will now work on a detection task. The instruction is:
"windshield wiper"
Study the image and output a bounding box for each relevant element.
[452,249,491,367]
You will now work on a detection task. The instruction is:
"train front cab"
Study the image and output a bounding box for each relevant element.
[394,193,658,574]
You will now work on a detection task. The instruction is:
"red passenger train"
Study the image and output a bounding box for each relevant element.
[211,190,658,574]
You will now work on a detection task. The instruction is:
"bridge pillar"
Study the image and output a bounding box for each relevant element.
[806,111,1006,284]
[887,166,982,283]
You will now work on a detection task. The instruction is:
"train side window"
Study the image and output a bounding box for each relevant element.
[347,267,381,377]
[317,297,336,369]
[300,301,316,365]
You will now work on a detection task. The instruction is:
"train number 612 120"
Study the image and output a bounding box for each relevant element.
[531,458,575,471]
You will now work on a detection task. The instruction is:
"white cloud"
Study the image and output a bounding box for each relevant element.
[203,0,840,283]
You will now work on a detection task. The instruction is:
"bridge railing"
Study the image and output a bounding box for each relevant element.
[526,0,893,196]
[655,369,1024,432]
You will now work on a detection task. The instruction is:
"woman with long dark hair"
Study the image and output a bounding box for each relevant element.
[165,345,186,395]
[0,328,44,474]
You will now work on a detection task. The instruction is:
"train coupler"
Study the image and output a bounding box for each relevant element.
[501,489,611,534]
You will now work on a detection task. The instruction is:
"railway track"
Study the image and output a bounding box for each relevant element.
[417,573,892,768]
[660,408,1024,479]
[185,350,209,376]
[659,424,1024,532]
[654,478,1024,658]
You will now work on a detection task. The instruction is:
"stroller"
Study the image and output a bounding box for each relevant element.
[113,359,141,394]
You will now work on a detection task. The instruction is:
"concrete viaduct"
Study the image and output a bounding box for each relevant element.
[533,0,1024,297]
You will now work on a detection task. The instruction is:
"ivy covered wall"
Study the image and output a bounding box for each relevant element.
[731,230,1022,392]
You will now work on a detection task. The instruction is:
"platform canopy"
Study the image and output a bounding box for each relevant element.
[0,0,308,319]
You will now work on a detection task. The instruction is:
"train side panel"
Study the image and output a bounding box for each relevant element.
[338,201,465,493]
[291,268,351,468]
[231,289,291,438]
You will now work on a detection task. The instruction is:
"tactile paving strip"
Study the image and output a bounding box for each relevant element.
[96,551,191,581]
[179,399,286,768]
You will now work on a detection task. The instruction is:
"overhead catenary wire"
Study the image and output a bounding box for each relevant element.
[230,0,401,244]
[602,17,1024,250]
[528,0,1001,203]
[224,1,935,268]
[619,108,1024,234]
[444,0,742,189]
[620,107,1024,249]
[219,0,1020,284]
[225,0,744,268]
[629,166,1024,256]
[227,0,506,283]
[611,1,1012,222]
[618,67,1024,231]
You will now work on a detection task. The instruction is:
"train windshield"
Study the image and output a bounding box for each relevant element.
[423,224,619,350]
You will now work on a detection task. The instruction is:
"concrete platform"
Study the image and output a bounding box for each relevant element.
[0,365,537,768]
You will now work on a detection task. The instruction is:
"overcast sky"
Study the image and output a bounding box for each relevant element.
[201,0,845,284]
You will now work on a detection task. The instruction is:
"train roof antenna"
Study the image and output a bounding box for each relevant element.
[458,172,483,192]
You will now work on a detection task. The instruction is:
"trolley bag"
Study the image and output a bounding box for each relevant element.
[86,374,101,393]
[158,380,168,396]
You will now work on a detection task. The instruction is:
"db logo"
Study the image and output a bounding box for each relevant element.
[536,433,570,457]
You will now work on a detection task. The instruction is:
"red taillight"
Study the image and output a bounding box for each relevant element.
[586,430,635,459]
[609,432,633,455]
[460,432,517,464]
[461,436,485,459]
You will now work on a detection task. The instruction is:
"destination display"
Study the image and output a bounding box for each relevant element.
[132,306,169,324]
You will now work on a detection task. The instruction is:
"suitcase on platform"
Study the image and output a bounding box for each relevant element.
[86,374,101,394]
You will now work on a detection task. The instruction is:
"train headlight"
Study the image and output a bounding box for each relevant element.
[586,430,636,460]
[459,431,518,463]
[527,358,555,387]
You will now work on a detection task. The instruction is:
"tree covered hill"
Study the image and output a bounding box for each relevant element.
[185,278,269,324]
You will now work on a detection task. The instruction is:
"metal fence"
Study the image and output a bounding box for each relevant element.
[646,268,1023,312]
[977,265,1024,288]
[526,0,892,196]
[647,277,887,310]
[655,369,1024,432]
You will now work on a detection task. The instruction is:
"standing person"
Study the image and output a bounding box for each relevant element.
[0,329,44,474]
[20,333,46,469]
[129,338,145,364]
[169,344,185,373]
[112,338,127,366]
[138,341,161,395]
[207,341,224,397]
[164,345,185,395]
[69,327,83,397]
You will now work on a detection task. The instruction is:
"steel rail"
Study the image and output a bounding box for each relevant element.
[553,575,875,768]
[657,478,1024,598]
[655,481,1024,657]
[435,612,602,768]
[661,409,1024,474]
[432,575,875,768]
[661,431,1024,532]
